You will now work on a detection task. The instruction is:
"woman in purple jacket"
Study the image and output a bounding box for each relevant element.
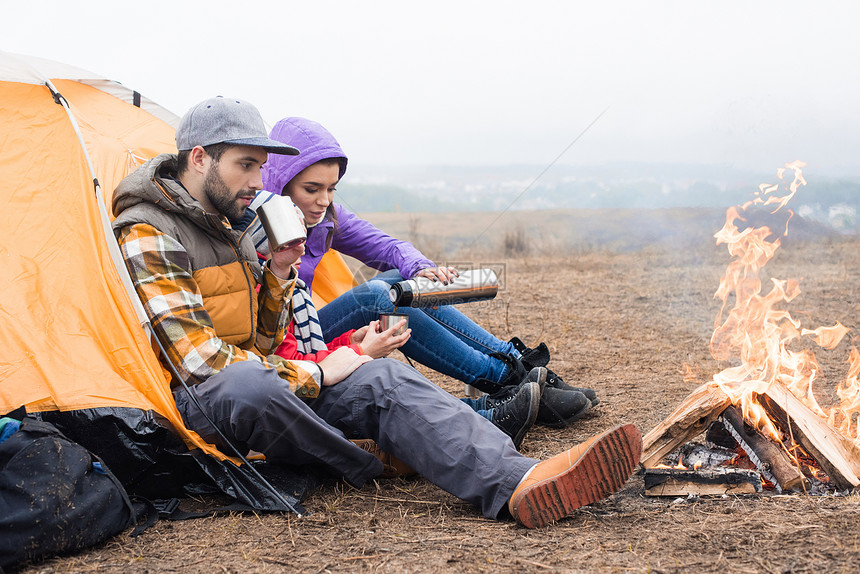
[251,117,598,428]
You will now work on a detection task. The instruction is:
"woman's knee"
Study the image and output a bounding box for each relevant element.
[362,279,396,312]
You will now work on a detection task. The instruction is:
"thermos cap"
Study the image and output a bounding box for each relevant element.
[389,281,415,306]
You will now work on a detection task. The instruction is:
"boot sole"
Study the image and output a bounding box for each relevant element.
[528,367,548,395]
[512,424,642,528]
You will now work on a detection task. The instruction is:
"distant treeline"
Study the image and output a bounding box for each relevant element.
[337,177,860,231]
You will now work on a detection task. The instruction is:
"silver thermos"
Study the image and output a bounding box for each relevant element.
[389,268,499,308]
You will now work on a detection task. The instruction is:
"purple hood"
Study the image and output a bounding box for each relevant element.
[262,117,348,195]
[257,117,434,292]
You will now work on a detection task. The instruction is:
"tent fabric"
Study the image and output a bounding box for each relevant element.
[0,54,196,440]
[311,250,360,309]
[0,80,176,416]
[0,52,310,510]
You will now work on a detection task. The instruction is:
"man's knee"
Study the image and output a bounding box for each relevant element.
[203,360,293,414]
[347,358,435,394]
[359,357,417,377]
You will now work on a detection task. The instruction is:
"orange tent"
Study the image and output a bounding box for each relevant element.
[0,52,304,510]
[311,251,360,309]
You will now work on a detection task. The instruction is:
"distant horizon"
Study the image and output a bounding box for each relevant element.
[335,161,860,233]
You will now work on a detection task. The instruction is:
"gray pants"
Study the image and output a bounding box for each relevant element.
[173,358,537,518]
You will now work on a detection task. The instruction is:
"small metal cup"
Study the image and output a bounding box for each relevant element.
[256,195,307,251]
[378,313,409,336]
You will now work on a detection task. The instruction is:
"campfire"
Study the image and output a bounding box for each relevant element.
[641,161,860,496]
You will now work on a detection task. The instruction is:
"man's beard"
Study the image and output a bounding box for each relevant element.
[202,164,254,221]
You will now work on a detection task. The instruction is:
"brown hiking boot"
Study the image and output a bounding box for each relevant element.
[508,423,642,528]
[350,439,417,478]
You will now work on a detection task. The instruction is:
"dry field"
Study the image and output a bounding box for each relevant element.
[20,208,860,574]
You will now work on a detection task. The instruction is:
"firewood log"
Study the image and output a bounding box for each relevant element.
[641,383,731,467]
[756,385,860,490]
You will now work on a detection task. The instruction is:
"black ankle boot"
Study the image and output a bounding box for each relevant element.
[489,380,540,449]
[535,387,592,428]
[484,367,547,410]
[469,352,529,395]
[545,372,599,406]
[509,337,600,406]
[509,337,550,367]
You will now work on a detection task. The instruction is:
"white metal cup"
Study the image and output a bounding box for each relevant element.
[378,313,408,336]
[256,195,307,251]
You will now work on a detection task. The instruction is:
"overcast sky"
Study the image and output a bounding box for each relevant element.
[4,1,859,175]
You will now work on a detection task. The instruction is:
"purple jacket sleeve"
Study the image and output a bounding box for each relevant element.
[332,205,435,279]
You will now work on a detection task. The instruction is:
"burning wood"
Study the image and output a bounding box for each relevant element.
[641,162,860,495]
[756,387,860,490]
[641,384,857,494]
[640,383,730,468]
[644,467,761,497]
[644,442,762,497]
[670,442,737,468]
[715,405,807,492]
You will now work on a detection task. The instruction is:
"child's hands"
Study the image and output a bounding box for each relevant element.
[350,325,369,345]
[358,319,411,358]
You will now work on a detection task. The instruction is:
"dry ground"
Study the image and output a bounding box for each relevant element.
[20,210,860,574]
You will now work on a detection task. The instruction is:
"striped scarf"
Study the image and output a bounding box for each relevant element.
[290,278,328,354]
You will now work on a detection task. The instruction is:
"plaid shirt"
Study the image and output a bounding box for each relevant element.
[117,221,320,397]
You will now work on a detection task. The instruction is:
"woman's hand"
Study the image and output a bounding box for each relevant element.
[358,320,411,359]
[414,266,459,284]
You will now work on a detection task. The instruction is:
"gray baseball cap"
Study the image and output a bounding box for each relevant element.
[175,96,300,155]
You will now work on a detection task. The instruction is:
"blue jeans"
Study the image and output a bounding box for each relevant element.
[317,270,519,386]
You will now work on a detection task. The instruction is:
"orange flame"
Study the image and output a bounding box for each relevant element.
[828,347,860,439]
[802,323,850,350]
[708,161,860,451]
[681,364,698,384]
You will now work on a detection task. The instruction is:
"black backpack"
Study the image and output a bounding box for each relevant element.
[0,415,140,570]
